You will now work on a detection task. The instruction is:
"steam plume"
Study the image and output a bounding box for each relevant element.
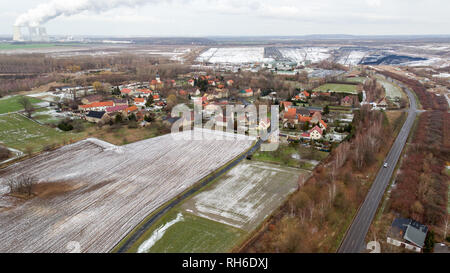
[14,0,158,27]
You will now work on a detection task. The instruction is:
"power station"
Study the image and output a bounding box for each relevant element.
[13,25,49,42]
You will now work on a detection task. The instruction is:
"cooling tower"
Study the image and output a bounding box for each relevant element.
[38,27,49,42]
[13,26,23,41]
[28,26,39,41]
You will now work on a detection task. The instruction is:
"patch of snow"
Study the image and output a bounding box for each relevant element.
[197,47,273,64]
[137,213,184,253]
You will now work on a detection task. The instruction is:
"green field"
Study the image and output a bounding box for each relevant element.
[0,113,83,152]
[128,210,246,253]
[314,83,358,94]
[345,77,367,83]
[253,143,328,169]
[0,43,63,50]
[375,76,405,99]
[0,95,43,114]
[119,160,306,253]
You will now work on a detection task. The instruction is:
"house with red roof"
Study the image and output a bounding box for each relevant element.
[311,111,322,124]
[280,101,293,112]
[150,80,163,91]
[106,105,128,114]
[283,108,297,121]
[120,88,133,95]
[341,95,353,107]
[136,88,153,98]
[293,91,310,101]
[79,101,114,112]
[298,115,312,123]
[239,88,253,97]
[124,105,138,114]
[319,120,328,130]
[134,97,146,107]
[309,126,323,140]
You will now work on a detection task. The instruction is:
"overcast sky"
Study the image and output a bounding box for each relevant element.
[1,0,449,36]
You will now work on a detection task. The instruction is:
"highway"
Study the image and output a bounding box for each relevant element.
[338,81,418,253]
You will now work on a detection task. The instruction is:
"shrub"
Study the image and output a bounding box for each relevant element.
[0,145,10,160]
[57,120,73,131]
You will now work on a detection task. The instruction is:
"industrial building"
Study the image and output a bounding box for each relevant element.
[13,25,49,42]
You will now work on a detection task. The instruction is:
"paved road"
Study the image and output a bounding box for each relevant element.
[338,82,417,253]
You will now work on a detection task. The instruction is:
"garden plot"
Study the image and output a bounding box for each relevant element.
[182,161,308,232]
[0,113,79,152]
[279,47,332,63]
[0,129,255,253]
[196,47,273,64]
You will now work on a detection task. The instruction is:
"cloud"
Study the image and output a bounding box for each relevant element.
[366,0,382,7]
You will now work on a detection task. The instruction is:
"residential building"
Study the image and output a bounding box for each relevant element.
[309,126,323,140]
[239,88,253,97]
[124,105,139,115]
[85,111,107,123]
[387,218,428,253]
[134,97,146,107]
[280,101,293,112]
[79,101,114,112]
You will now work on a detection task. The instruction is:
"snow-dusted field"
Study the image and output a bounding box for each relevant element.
[0,129,254,253]
[279,47,332,63]
[336,51,368,65]
[182,161,309,232]
[197,47,273,64]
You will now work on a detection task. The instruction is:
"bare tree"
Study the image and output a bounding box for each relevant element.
[7,174,35,196]
[18,96,35,118]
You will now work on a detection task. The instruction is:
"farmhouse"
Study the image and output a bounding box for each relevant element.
[387,218,428,253]
[303,126,323,140]
[79,101,114,112]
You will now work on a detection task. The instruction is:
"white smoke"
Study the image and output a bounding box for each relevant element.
[14,0,161,27]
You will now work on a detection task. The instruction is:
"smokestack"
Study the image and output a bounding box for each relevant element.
[13,26,23,41]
